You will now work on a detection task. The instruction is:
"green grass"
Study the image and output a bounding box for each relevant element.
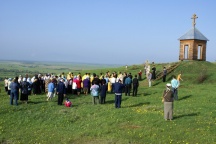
[0,61,216,143]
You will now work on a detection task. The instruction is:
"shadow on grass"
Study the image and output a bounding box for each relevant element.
[152,81,160,86]
[178,95,192,101]
[127,102,150,107]
[105,100,115,104]
[174,112,200,120]
[106,97,129,104]
[142,93,151,96]
[28,101,44,104]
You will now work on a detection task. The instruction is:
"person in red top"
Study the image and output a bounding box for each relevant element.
[76,76,82,96]
[138,70,142,80]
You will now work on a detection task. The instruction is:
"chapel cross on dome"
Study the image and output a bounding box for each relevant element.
[191,14,198,27]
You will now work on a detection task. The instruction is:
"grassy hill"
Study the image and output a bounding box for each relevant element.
[0,61,215,143]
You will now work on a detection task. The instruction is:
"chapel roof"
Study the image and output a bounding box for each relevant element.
[178,27,209,41]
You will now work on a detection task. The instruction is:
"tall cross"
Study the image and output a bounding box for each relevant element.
[191,14,198,27]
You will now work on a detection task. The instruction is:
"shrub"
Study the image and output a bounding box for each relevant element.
[197,70,208,83]
[130,65,140,70]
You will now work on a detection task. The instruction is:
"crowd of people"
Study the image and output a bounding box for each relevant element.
[3,63,183,120]
[4,71,141,108]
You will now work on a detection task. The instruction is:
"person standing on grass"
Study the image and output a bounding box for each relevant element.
[7,78,12,97]
[148,72,152,87]
[132,75,139,96]
[27,78,32,95]
[163,67,167,82]
[72,76,77,95]
[113,79,124,108]
[56,79,66,105]
[151,65,156,80]
[125,75,132,96]
[83,76,90,95]
[122,72,127,93]
[32,75,40,95]
[118,72,123,82]
[47,79,55,101]
[92,74,101,86]
[109,74,116,93]
[171,75,179,100]
[76,76,82,96]
[138,70,142,80]
[100,80,108,104]
[177,72,183,86]
[4,77,8,92]
[162,83,174,121]
[90,81,100,104]
[20,78,30,104]
[9,78,20,106]
[64,78,68,94]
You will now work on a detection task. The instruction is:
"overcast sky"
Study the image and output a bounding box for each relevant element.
[0,0,215,65]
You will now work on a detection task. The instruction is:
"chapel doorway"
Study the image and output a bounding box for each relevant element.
[184,45,189,59]
[197,45,202,60]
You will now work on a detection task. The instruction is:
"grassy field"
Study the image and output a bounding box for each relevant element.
[0,61,216,144]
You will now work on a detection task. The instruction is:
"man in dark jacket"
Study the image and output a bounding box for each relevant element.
[100,80,108,104]
[57,79,66,105]
[113,79,124,108]
[92,75,101,86]
[132,75,139,96]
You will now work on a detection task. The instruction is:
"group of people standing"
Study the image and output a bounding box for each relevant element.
[4,64,183,121]
[4,70,142,108]
[4,76,31,105]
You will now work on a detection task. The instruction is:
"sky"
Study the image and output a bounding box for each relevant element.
[0,0,216,65]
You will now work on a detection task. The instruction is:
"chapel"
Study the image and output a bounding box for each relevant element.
[178,14,209,61]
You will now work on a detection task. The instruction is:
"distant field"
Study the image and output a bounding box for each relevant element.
[0,60,123,79]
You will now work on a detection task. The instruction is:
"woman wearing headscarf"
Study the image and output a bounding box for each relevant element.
[20,78,30,104]
[27,78,32,95]
[162,83,174,121]
[32,75,40,95]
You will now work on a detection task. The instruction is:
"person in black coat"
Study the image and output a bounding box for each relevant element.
[100,80,108,104]
[132,75,139,96]
[20,78,30,103]
[152,65,156,80]
[56,79,66,105]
